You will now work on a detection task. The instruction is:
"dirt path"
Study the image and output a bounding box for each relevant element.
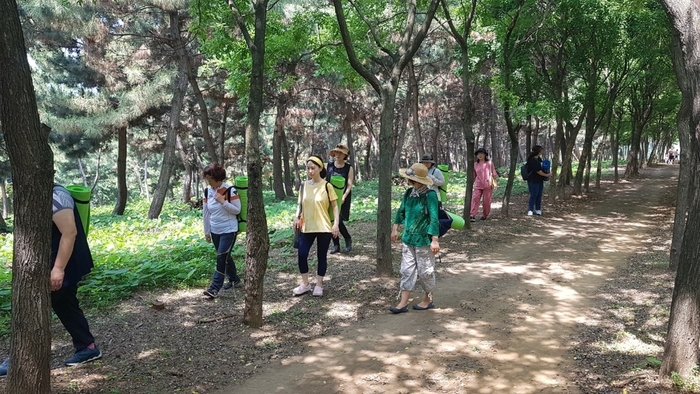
[216,166,676,394]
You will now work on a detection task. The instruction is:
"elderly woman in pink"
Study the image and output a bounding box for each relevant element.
[470,147,499,221]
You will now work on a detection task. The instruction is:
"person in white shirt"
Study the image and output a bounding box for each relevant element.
[202,163,242,298]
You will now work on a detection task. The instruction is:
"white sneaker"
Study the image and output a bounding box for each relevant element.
[527,211,533,216]
[312,286,323,297]
[292,283,312,296]
[535,210,542,215]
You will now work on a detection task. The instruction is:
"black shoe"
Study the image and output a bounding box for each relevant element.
[344,239,352,253]
[470,216,476,222]
[203,289,218,298]
[389,306,409,314]
[329,244,340,254]
[223,280,243,290]
[480,216,487,221]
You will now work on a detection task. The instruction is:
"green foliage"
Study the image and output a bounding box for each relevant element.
[671,368,700,392]
[646,356,662,368]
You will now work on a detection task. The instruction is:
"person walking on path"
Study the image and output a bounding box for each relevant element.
[420,154,446,204]
[390,163,440,314]
[202,163,243,299]
[1,184,101,377]
[470,147,499,221]
[526,145,552,216]
[293,155,340,297]
[326,144,354,254]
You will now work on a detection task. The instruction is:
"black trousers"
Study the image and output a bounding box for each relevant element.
[51,284,95,352]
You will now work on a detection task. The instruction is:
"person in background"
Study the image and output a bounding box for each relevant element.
[293,155,340,297]
[327,144,354,254]
[390,163,440,314]
[420,154,445,204]
[470,147,499,221]
[0,184,102,377]
[526,145,552,216]
[202,163,242,299]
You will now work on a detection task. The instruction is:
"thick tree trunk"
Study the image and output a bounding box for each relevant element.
[0,0,54,389]
[113,126,128,215]
[670,102,691,270]
[660,0,700,379]
[148,11,188,219]
[241,0,270,328]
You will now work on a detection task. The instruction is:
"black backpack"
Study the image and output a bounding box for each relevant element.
[520,163,531,181]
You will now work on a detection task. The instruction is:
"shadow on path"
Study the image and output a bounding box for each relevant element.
[217,167,677,394]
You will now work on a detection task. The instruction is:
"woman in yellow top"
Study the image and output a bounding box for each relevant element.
[293,155,340,296]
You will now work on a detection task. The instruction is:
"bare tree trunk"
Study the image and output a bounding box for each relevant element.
[219,102,229,162]
[1,178,10,219]
[670,99,691,270]
[113,126,128,215]
[659,0,700,379]
[227,0,271,328]
[187,59,219,163]
[176,133,193,202]
[148,11,188,219]
[272,96,287,200]
[0,0,54,388]
[282,125,294,197]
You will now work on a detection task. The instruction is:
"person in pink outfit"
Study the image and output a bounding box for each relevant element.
[470,147,499,221]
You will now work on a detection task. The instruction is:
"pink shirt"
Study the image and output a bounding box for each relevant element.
[473,160,498,190]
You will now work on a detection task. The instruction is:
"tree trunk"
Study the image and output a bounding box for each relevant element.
[0,0,54,389]
[1,179,10,220]
[176,133,193,202]
[670,98,691,270]
[659,0,700,378]
[236,0,270,328]
[272,96,287,200]
[187,59,219,163]
[148,11,188,219]
[113,126,128,215]
[376,85,398,276]
[282,124,295,197]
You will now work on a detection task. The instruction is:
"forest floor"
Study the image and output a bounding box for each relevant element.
[0,165,681,393]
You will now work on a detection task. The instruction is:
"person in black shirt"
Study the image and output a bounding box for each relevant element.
[526,145,552,216]
[326,144,355,253]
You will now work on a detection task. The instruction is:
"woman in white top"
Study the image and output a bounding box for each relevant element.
[202,163,242,298]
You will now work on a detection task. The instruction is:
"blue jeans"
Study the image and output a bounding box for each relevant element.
[298,232,332,276]
[210,232,240,291]
[528,181,544,212]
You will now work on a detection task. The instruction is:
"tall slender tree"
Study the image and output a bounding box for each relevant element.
[332,0,440,275]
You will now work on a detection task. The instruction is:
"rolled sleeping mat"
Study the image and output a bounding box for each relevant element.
[446,211,465,230]
[437,164,449,202]
[65,185,91,236]
[234,176,248,233]
[328,175,346,221]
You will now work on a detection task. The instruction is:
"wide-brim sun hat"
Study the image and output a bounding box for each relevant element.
[329,144,349,157]
[419,154,436,164]
[399,163,434,186]
[475,147,488,156]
